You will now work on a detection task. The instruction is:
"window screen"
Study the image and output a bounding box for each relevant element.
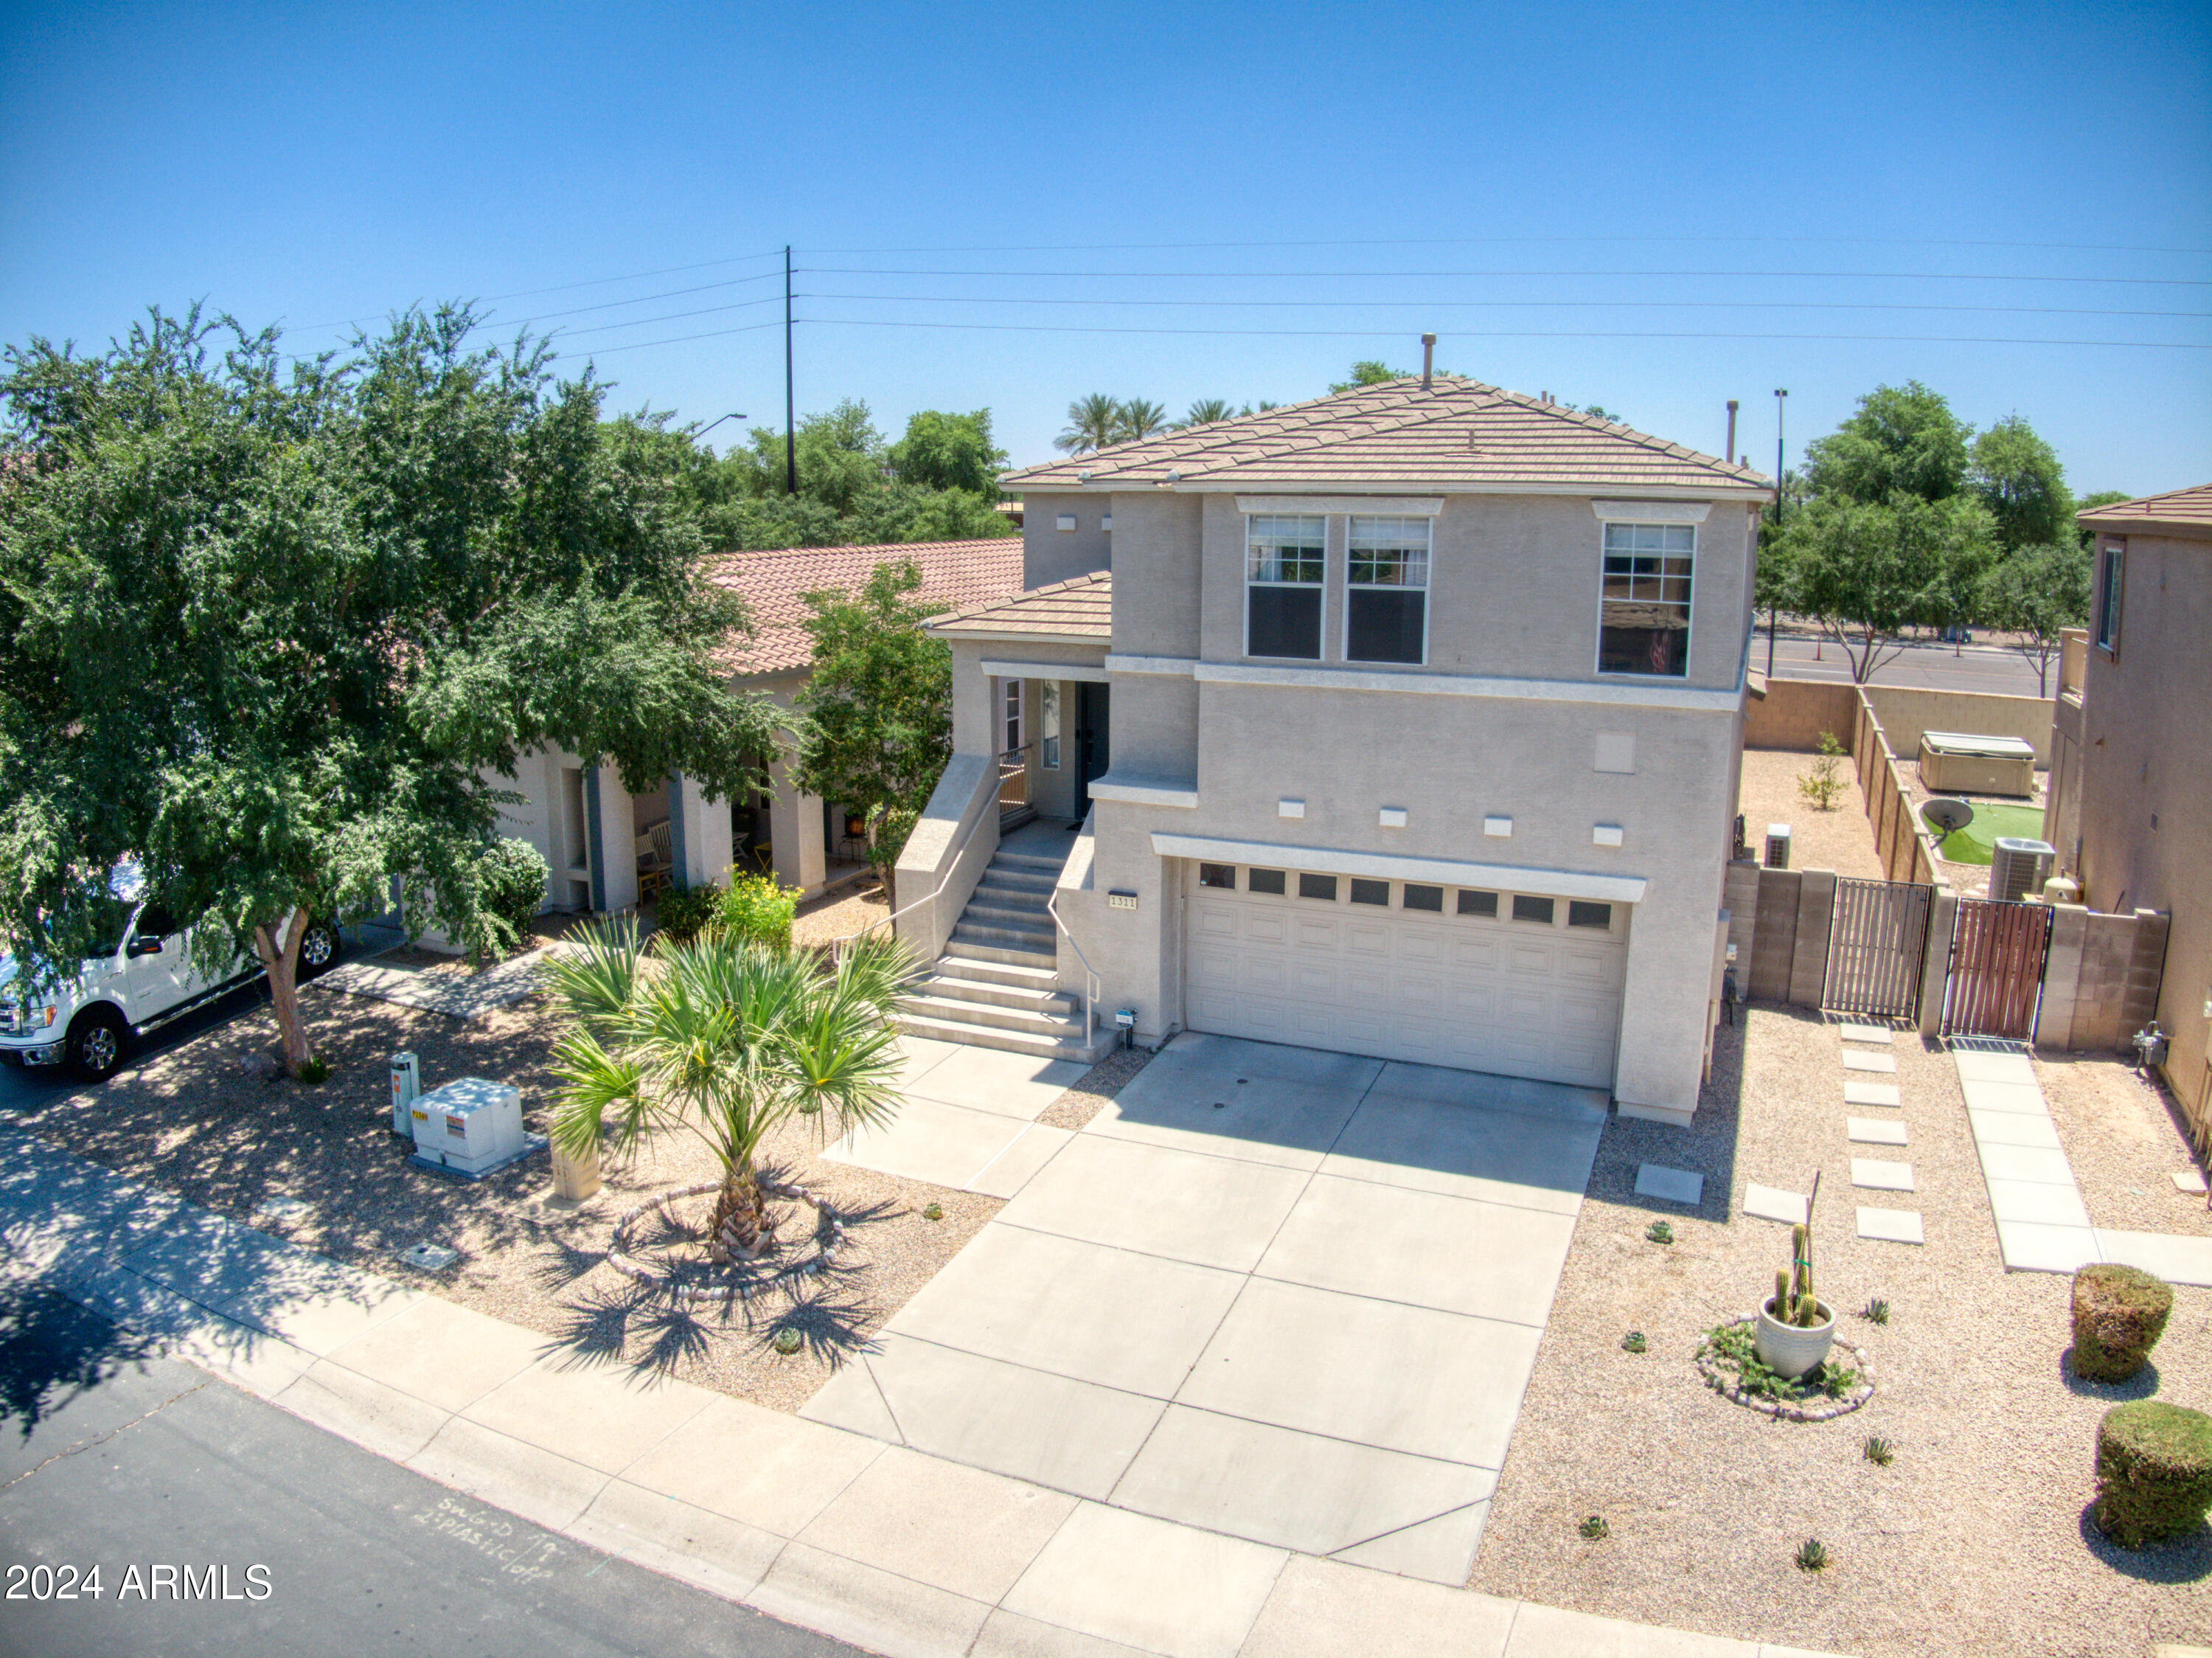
[1248,867,1287,895]
[1349,878,1389,906]
[1297,872,1338,901]
[1599,522,1693,678]
[1247,515,1325,659]
[1197,863,1236,889]
[1512,894,1557,924]
[1568,901,1613,929]
[1457,889,1499,918]
[1403,884,1444,912]
[1346,516,1428,665]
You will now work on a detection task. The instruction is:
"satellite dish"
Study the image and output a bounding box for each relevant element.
[1921,797,1975,835]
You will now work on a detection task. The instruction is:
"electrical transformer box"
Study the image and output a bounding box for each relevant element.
[410,1077,524,1176]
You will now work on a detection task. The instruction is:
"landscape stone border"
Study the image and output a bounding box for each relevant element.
[606,1177,848,1305]
[1695,1317,1876,1421]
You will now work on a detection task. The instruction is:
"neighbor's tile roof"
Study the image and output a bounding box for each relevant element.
[1001,375,1770,494]
[928,571,1113,641]
[702,538,1025,675]
[2078,482,2212,535]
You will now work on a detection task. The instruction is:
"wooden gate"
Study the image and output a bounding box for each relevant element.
[1942,898,2053,1039]
[1823,877,1933,1020]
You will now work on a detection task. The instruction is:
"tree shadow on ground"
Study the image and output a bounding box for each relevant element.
[0,1281,162,1442]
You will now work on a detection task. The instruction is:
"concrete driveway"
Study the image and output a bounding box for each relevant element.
[806,1033,1604,1586]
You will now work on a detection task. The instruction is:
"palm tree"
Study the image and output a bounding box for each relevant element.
[1054,394,1123,456]
[1180,398,1234,428]
[1116,398,1170,442]
[546,922,913,1260]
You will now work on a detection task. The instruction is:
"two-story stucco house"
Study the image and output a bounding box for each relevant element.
[892,375,1772,1125]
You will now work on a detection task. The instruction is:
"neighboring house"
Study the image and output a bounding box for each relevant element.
[467,538,1023,928]
[894,375,1772,1125]
[2044,483,2211,1138]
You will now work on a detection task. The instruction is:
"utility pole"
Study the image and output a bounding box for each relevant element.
[1768,389,1788,679]
[784,246,797,496]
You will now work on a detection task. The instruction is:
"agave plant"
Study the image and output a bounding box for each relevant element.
[545,920,913,1261]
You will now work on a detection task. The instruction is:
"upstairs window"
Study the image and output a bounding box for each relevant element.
[1246,515,1325,659]
[1346,516,1429,665]
[2095,541,2124,653]
[1599,522,1694,678]
[1001,679,1023,755]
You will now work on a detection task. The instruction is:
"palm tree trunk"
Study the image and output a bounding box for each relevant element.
[704,1164,771,1262]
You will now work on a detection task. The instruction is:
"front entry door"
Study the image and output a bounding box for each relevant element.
[1074,682,1110,819]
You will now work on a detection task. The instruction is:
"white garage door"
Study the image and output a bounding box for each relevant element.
[1183,861,1627,1090]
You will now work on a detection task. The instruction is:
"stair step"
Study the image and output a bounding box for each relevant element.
[952,922,1056,954]
[917,974,1077,1014]
[894,1012,1113,1064]
[975,875,1055,902]
[942,937,1057,968]
[936,952,1061,989]
[992,851,1068,874]
[964,901,1051,930]
[899,993,1085,1037]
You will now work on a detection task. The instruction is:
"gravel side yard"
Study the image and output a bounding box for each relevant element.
[2041,1052,2212,1239]
[1473,1004,2212,1657]
[790,881,891,950]
[1738,749,1883,878]
[4,975,1142,1415]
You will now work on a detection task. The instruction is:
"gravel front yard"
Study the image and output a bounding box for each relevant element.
[1738,749,1883,879]
[4,970,1140,1415]
[1474,1004,2212,1657]
[2042,1052,2212,1239]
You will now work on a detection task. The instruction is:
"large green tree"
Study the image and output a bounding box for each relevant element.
[0,305,779,1074]
[1802,380,1972,505]
[888,408,1006,497]
[1970,414,2074,550]
[1772,491,1996,682]
[790,561,953,890]
[1978,540,2092,695]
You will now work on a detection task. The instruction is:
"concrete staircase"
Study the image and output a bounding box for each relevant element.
[896,846,1114,1064]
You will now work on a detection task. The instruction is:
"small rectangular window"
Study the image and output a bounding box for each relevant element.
[1247,514,1326,659]
[1198,863,1236,889]
[1403,884,1443,912]
[1599,522,1694,678]
[1040,681,1061,769]
[2095,544,2124,653]
[1346,516,1429,665]
[1298,872,1338,901]
[1349,878,1389,906]
[1001,678,1024,755]
[1512,894,1557,925]
[1457,889,1499,918]
[1248,867,1287,895]
[1568,901,1613,929]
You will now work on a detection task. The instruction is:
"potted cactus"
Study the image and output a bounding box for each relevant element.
[1755,1210,1837,1380]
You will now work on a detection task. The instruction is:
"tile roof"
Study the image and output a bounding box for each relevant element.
[701,538,1025,676]
[1001,375,1770,496]
[2078,482,2212,536]
[927,571,1113,641]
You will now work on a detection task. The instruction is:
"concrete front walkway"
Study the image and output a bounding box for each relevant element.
[0,1118,1846,1658]
[807,1034,1607,1586]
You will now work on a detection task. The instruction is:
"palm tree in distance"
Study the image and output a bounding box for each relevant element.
[1180,398,1235,428]
[1054,394,1122,455]
[1117,398,1170,442]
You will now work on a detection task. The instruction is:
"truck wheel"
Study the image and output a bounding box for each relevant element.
[68,1007,128,1083]
[295,920,340,980]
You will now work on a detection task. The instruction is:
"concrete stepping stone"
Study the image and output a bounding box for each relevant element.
[1841,1050,1897,1074]
[1850,1158,1915,1193]
[1986,1178,2090,1228]
[1848,1117,1907,1146]
[1634,1164,1703,1206]
[2095,1229,2212,1288]
[1742,1184,1807,1225]
[1844,1081,1902,1108]
[1837,1023,1893,1045]
[2174,1170,2209,1196]
[1857,1206,1924,1244]
[1994,1218,2098,1274]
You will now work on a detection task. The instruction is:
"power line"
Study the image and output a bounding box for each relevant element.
[796,290,2209,321]
[279,249,787,335]
[808,265,2212,288]
[803,233,2212,257]
[285,268,787,339]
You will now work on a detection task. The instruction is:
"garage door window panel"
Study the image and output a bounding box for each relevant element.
[1599,522,1694,679]
[1248,867,1287,896]
[1346,516,1429,665]
[1198,863,1237,889]
[1404,884,1444,912]
[1349,878,1389,906]
[1568,900,1613,930]
[1246,515,1326,660]
[1298,873,1338,901]
[1512,895,1557,925]
[1457,889,1499,918]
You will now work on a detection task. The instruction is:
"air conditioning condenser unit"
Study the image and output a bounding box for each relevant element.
[1990,838,2057,903]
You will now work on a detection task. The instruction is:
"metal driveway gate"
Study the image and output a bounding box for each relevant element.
[1823,877,1934,1020]
[1941,898,2053,1040]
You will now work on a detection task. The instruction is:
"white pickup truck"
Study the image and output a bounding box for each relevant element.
[0,867,339,1082]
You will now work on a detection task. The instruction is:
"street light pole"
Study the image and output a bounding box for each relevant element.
[784,246,797,497]
[692,412,747,445]
[1768,388,1788,680]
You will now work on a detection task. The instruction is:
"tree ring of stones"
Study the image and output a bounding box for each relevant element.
[1694,1317,1877,1422]
[606,1178,849,1305]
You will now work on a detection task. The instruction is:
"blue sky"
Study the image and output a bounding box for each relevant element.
[2,1,2205,493]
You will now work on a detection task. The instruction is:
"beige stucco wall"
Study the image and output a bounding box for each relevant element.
[1022,490,1112,589]
[2073,527,2211,1128]
[1861,684,2056,768]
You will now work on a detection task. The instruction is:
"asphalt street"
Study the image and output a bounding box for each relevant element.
[1753,629,2053,696]
[0,1283,859,1658]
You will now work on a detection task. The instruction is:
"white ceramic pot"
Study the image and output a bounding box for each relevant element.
[1753,1297,1837,1379]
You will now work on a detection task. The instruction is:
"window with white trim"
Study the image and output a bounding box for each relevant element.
[1246,514,1325,659]
[1599,522,1694,678]
[1001,679,1023,755]
[1040,681,1061,768]
[1346,516,1429,665]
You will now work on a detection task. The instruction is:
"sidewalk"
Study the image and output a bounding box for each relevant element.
[0,1127,1848,1658]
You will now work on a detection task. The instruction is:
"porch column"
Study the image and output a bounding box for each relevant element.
[768,753,827,895]
[669,772,734,892]
[586,760,639,914]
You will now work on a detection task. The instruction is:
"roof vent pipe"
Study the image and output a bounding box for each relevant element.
[1421,334,1436,389]
[1725,400,1739,462]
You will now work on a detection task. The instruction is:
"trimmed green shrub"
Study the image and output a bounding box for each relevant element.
[2071,1263,2174,1381]
[717,873,799,951]
[477,837,549,946]
[2094,1401,2212,1548]
[654,881,722,946]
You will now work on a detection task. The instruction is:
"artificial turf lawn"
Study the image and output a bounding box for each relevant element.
[1936,801,2049,865]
